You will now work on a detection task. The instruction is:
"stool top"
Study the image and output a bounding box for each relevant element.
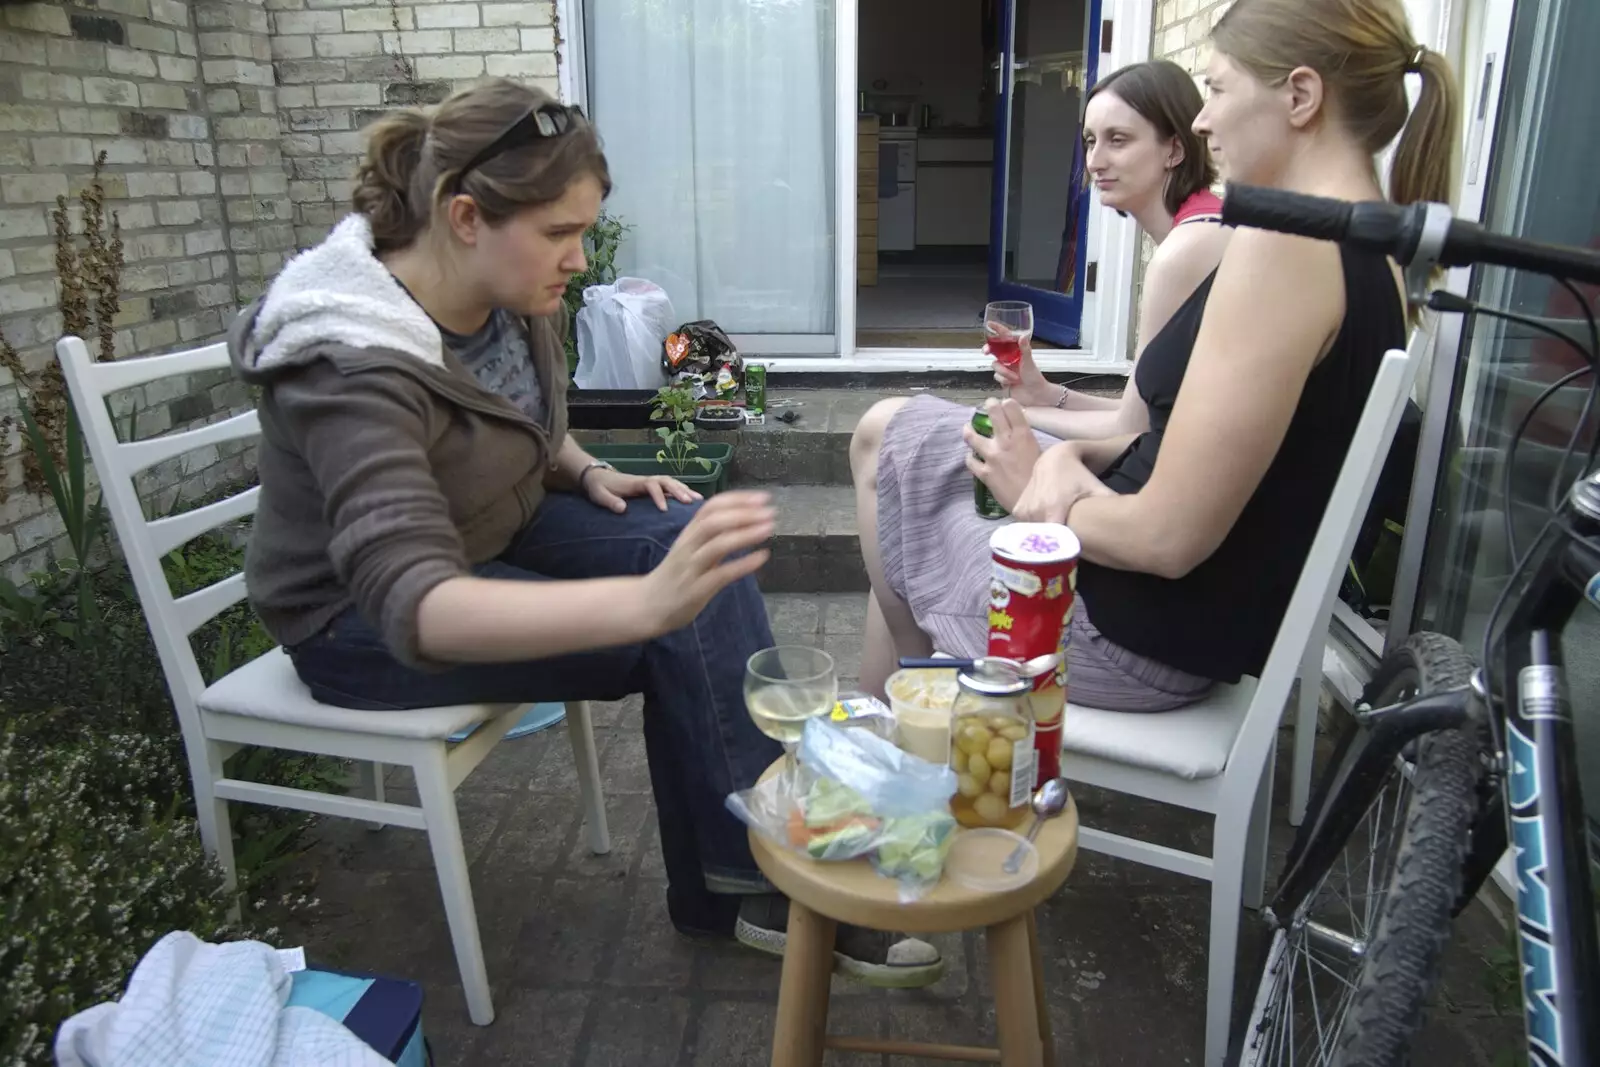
[748,758,1079,934]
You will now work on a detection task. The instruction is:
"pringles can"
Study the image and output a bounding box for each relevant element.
[985,522,1080,786]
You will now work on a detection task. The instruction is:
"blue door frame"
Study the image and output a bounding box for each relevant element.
[986,0,1102,348]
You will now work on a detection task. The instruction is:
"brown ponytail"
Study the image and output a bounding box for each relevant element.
[1388,46,1459,207]
[352,109,431,254]
[1213,0,1460,206]
[350,78,611,255]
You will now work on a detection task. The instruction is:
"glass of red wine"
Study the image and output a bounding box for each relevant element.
[985,300,1034,398]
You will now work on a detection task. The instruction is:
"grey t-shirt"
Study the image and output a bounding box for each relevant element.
[440,308,547,426]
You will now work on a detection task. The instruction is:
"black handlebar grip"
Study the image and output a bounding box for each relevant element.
[1220,183,1354,243]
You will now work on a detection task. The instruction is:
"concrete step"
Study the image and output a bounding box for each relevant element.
[572,385,996,486]
[759,483,865,593]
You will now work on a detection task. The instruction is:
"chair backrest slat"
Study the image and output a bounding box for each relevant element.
[1223,326,1431,801]
[89,341,233,395]
[173,573,250,636]
[54,334,261,729]
[147,485,260,560]
[119,408,259,477]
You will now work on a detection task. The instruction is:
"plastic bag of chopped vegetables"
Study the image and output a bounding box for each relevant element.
[724,717,959,900]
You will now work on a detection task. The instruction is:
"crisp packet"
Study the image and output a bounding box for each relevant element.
[726,717,958,900]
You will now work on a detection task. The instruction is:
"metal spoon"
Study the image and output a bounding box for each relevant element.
[897,652,1061,679]
[1004,777,1070,874]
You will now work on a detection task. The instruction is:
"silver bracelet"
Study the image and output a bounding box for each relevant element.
[1054,385,1071,409]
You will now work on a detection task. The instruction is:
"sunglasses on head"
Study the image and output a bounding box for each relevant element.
[450,103,585,194]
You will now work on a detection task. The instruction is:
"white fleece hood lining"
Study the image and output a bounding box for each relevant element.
[249,214,444,371]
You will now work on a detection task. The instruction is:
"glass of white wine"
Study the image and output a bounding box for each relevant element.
[745,645,837,774]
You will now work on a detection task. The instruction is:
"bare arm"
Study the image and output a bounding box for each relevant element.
[1061,227,1345,578]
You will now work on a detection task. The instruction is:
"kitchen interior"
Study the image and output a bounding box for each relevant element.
[855,0,1088,349]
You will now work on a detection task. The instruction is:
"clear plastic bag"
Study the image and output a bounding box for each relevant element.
[726,716,958,900]
[574,278,674,390]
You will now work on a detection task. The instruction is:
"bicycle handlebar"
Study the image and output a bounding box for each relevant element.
[1220,182,1600,287]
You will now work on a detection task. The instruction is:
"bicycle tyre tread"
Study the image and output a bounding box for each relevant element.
[1333,634,1481,1067]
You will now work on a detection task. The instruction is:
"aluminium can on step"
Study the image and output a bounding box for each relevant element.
[985,523,1080,786]
[744,362,767,417]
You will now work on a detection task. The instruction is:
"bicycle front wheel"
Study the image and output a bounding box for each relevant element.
[1239,633,1483,1067]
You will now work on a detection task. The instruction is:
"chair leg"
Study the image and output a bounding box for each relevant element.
[566,700,611,855]
[414,746,494,1026]
[357,760,387,831]
[1205,833,1248,1067]
[1289,632,1324,827]
[987,915,1044,1067]
[770,899,835,1067]
[196,739,239,920]
[1026,910,1055,1066]
[1243,744,1275,911]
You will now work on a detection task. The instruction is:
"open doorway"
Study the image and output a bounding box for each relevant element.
[855,0,1092,351]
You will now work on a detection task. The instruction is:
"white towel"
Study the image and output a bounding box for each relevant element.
[55,932,391,1067]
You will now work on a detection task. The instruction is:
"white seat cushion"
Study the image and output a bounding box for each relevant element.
[1060,678,1258,781]
[199,647,517,739]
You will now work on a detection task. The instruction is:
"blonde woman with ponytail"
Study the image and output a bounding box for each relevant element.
[227,79,944,986]
[872,0,1459,713]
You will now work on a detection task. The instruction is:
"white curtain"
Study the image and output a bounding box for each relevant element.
[586,0,836,335]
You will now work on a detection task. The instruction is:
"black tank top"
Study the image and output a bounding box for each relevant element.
[1076,245,1407,682]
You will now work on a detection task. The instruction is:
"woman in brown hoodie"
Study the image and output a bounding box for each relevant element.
[230,78,942,986]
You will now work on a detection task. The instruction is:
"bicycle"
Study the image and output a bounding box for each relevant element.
[1215,184,1600,1066]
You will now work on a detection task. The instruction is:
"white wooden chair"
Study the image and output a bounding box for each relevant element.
[1057,337,1426,1066]
[56,335,611,1027]
[1284,323,1430,828]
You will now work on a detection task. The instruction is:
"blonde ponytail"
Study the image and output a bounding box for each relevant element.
[1389,46,1460,207]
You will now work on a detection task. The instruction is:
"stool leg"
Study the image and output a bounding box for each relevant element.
[988,915,1044,1067]
[1026,911,1055,1065]
[770,900,836,1067]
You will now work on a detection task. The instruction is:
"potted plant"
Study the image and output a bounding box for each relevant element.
[584,383,732,494]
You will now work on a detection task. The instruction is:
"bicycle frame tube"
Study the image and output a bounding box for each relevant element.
[1270,684,1478,912]
[1491,515,1600,1067]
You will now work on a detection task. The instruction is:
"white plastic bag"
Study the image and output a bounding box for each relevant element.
[574,277,673,390]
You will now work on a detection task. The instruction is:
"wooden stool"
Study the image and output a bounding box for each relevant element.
[750,759,1079,1066]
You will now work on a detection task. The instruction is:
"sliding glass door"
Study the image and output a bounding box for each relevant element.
[1402,0,1600,849]
[584,0,838,353]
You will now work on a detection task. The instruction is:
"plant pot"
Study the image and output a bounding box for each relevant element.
[587,441,734,468]
[567,388,658,430]
[608,456,726,495]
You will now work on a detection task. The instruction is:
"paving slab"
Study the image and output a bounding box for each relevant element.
[277,593,1524,1066]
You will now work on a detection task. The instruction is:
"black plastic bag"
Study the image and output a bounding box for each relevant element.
[663,320,743,398]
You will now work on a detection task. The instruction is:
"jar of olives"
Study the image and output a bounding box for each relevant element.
[948,659,1037,830]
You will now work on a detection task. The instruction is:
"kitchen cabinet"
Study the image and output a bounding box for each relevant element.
[915,134,993,247]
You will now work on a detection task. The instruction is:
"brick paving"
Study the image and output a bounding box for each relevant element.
[280,592,1525,1066]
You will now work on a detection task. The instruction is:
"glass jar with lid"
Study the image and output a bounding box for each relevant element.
[948,658,1037,830]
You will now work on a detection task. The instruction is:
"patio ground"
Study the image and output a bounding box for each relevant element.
[279,591,1526,1067]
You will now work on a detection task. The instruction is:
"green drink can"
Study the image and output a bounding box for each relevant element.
[971,408,1009,519]
[744,363,767,416]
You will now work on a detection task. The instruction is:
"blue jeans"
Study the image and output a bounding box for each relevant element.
[287,492,783,930]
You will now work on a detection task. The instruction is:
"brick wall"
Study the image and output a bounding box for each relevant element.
[1153,0,1230,78]
[1123,0,1229,354]
[272,0,558,248]
[0,0,561,580]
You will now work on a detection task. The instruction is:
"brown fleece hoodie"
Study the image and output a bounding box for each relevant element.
[228,213,570,668]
